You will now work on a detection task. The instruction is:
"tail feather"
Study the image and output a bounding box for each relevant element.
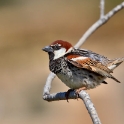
[102,81,108,84]
[111,76,121,83]
[108,57,124,70]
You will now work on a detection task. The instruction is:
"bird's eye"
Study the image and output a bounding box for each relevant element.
[51,45,61,50]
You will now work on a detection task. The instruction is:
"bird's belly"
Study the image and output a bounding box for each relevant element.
[57,73,83,89]
[57,68,105,89]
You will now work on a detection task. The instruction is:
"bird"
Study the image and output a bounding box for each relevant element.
[42,40,124,100]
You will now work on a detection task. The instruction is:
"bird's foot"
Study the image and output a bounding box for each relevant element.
[75,87,87,100]
[65,89,74,102]
[65,87,87,102]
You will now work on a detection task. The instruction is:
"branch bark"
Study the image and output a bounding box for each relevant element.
[43,90,101,124]
[74,1,124,48]
[43,1,124,124]
[100,0,105,19]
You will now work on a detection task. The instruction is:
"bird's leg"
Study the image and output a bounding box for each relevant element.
[65,89,74,102]
[75,87,87,100]
[65,87,87,102]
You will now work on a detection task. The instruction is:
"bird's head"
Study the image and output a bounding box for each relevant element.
[42,40,73,60]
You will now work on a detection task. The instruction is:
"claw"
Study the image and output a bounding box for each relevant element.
[65,89,74,102]
[75,87,87,100]
[65,87,87,102]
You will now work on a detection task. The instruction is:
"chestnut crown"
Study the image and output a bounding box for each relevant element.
[42,40,73,60]
[50,40,73,51]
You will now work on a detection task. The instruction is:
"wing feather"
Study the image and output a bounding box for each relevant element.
[67,55,120,83]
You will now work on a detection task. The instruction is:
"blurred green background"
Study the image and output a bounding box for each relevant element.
[0,0,124,124]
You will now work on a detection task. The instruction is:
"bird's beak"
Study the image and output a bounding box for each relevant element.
[42,46,53,52]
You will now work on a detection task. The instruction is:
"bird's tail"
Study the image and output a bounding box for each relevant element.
[107,57,124,71]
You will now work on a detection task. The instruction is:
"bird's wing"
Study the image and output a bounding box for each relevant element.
[66,54,120,83]
[70,48,109,65]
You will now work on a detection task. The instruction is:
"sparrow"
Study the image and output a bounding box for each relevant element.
[42,40,124,99]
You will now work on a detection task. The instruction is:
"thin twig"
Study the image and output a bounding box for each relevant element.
[43,72,56,96]
[43,90,77,101]
[100,0,105,19]
[74,1,124,48]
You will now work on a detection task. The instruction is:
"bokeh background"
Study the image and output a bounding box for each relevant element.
[0,0,124,124]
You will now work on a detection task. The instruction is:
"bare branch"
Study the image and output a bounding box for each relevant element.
[43,72,56,96]
[74,1,124,48]
[79,91,102,124]
[100,0,105,19]
[43,90,77,101]
[43,90,102,124]
[43,1,124,124]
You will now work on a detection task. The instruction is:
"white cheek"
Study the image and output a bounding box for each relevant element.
[53,48,66,60]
